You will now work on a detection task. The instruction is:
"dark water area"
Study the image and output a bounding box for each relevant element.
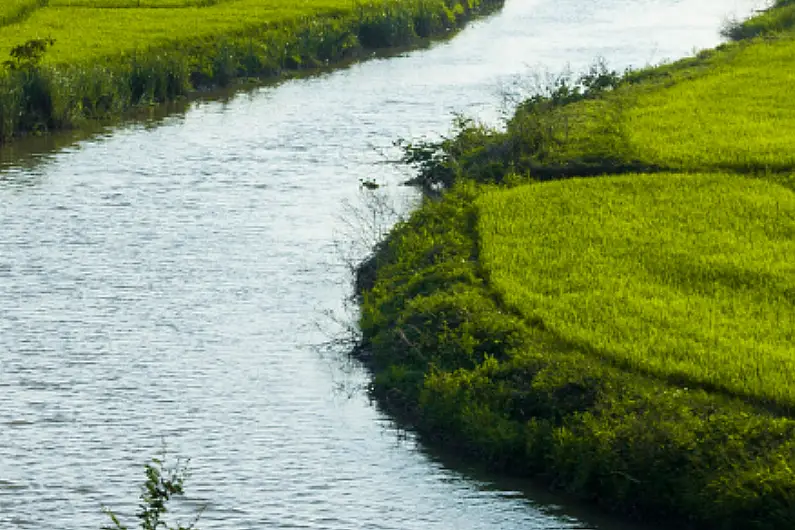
[0,1,763,528]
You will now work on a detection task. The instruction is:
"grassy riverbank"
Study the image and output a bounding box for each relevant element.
[357,3,795,528]
[0,0,502,143]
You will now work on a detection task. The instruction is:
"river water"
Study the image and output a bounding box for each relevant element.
[0,0,763,528]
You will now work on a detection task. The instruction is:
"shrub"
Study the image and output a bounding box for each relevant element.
[103,453,203,530]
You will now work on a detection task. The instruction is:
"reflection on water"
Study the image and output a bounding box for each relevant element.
[0,1,763,529]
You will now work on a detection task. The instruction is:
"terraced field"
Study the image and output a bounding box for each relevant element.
[0,0,496,142]
[0,0,44,28]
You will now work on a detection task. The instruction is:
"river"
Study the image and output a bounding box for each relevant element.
[0,0,763,528]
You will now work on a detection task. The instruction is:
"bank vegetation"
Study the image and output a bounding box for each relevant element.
[0,0,502,144]
[356,2,795,527]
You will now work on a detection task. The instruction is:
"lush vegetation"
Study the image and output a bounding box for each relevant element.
[0,0,44,29]
[400,16,795,189]
[478,173,795,411]
[358,186,795,529]
[722,0,795,40]
[0,0,490,63]
[0,0,502,143]
[356,2,795,528]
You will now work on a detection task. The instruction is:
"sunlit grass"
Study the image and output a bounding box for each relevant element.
[492,33,795,178]
[0,0,491,141]
[0,0,44,28]
[723,0,795,39]
[477,172,795,408]
[621,38,795,172]
[0,0,464,65]
[356,2,795,523]
[49,0,228,7]
[0,0,349,64]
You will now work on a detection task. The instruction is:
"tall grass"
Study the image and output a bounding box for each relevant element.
[355,3,795,525]
[722,0,795,40]
[52,0,226,7]
[398,15,795,191]
[518,32,795,175]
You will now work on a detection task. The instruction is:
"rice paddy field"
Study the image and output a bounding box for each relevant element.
[0,0,350,64]
[357,2,795,527]
[0,0,44,29]
[477,173,795,409]
[0,0,482,65]
[550,35,795,173]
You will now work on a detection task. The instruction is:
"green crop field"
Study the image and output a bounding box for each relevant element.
[357,2,795,526]
[0,0,480,66]
[538,35,795,174]
[0,0,44,28]
[477,173,795,409]
[0,0,353,64]
[620,38,795,172]
[400,25,795,191]
[49,0,229,6]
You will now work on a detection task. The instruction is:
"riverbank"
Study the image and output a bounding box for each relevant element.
[356,2,795,528]
[0,0,502,144]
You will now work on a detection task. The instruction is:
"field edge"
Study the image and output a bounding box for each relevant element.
[0,0,504,145]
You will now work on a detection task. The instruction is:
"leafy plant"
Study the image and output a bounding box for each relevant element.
[103,453,203,530]
[358,183,795,529]
[3,37,55,71]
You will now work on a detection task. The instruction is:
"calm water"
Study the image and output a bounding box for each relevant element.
[0,1,763,528]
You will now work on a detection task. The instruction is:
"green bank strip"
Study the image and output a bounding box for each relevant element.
[0,0,502,144]
[356,4,795,529]
[358,184,795,528]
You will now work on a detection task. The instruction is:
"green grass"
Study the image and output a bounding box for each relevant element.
[0,0,45,28]
[723,0,795,40]
[477,172,795,410]
[357,185,795,529]
[521,35,795,176]
[620,40,795,172]
[562,35,795,173]
[50,0,228,7]
[0,0,471,65]
[0,0,502,142]
[404,16,795,189]
[356,2,795,526]
[0,0,351,64]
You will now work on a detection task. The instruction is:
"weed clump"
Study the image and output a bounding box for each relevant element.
[721,0,795,41]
